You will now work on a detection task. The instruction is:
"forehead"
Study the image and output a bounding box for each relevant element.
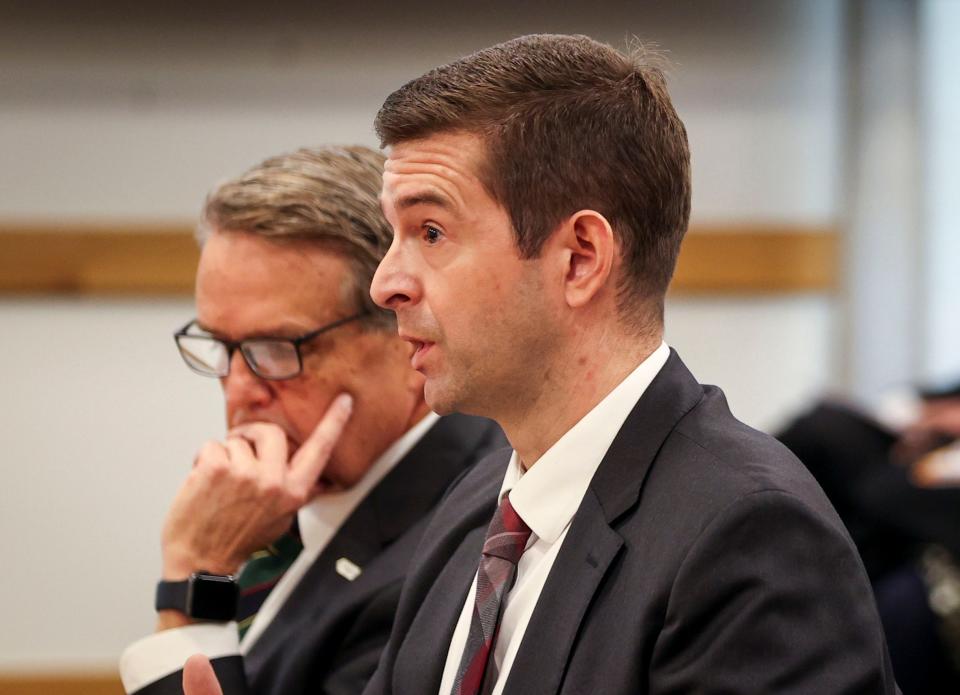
[195,230,350,336]
[381,132,490,212]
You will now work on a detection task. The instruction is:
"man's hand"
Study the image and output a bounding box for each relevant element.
[183,655,223,695]
[914,397,960,439]
[157,394,353,628]
[894,397,960,465]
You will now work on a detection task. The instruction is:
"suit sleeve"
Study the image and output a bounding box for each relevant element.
[120,624,251,695]
[649,489,899,694]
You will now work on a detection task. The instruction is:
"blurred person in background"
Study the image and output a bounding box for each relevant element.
[779,385,960,694]
[119,145,504,695]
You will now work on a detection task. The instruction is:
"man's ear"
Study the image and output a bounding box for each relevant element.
[555,210,616,309]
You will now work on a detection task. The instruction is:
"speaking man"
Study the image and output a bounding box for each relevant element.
[119,145,503,695]
[362,35,898,695]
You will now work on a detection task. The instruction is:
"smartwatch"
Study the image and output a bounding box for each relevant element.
[155,572,239,621]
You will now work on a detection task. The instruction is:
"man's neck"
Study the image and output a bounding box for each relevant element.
[500,329,662,469]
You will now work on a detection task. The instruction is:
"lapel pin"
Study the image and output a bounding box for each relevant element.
[336,557,362,581]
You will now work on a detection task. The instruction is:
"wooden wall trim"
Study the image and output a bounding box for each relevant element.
[0,672,123,695]
[0,223,837,296]
[671,225,838,295]
[0,224,199,296]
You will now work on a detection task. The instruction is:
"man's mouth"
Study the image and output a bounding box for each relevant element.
[408,339,434,370]
[399,331,436,370]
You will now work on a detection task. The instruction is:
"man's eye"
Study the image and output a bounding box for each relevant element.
[423,225,443,245]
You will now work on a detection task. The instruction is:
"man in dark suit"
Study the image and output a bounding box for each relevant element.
[120,146,503,695]
[185,35,899,695]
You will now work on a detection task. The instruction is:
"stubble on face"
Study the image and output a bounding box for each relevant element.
[380,133,566,423]
[426,254,560,422]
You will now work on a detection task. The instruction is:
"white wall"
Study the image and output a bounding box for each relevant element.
[920,0,960,385]
[0,0,844,669]
[667,296,836,432]
[841,0,924,403]
[0,298,222,668]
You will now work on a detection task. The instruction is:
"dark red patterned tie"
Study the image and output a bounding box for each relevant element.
[451,493,532,695]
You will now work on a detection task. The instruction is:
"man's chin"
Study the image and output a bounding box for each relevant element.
[424,380,461,417]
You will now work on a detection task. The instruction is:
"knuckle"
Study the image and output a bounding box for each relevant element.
[285,487,308,509]
[259,479,283,498]
[236,466,258,485]
[183,468,204,487]
[206,458,230,477]
[196,440,221,460]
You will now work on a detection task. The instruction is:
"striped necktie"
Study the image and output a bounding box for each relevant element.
[236,526,303,639]
[451,493,532,695]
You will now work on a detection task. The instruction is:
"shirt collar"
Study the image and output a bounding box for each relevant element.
[297,411,440,551]
[503,342,670,544]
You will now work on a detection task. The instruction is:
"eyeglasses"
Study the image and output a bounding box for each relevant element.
[174,313,366,380]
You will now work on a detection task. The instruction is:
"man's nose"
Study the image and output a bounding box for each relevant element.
[371,240,418,311]
[222,349,272,412]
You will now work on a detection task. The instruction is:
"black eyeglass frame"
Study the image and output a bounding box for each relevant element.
[173,312,367,380]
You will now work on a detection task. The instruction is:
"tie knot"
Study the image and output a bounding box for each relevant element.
[482,493,531,565]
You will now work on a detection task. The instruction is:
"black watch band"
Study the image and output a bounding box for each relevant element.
[155,572,239,621]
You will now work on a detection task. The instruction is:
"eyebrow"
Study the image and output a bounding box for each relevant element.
[394,190,456,212]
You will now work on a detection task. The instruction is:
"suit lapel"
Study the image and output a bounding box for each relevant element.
[395,525,488,695]
[393,450,511,695]
[589,350,704,522]
[502,490,622,695]
[247,414,502,675]
[370,413,504,545]
[244,488,384,679]
[503,351,704,695]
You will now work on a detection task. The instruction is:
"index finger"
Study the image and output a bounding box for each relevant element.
[183,654,224,695]
[288,393,353,492]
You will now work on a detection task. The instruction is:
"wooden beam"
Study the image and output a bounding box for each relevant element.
[0,672,123,695]
[0,224,199,296]
[671,225,838,295]
[0,223,838,296]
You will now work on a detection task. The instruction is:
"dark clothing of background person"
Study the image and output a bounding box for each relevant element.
[778,400,960,695]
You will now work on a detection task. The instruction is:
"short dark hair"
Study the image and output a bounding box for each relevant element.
[199,145,395,330]
[375,34,691,329]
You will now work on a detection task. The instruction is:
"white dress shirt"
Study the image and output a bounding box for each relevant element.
[437,343,669,695]
[120,412,439,693]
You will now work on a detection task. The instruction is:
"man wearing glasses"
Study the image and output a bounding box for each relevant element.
[119,145,504,695]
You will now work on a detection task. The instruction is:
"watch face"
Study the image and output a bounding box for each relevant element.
[188,573,239,621]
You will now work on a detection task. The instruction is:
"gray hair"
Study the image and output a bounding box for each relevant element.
[198,145,395,330]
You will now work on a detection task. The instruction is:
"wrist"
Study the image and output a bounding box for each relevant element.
[156,609,195,632]
[161,555,199,582]
[155,572,240,624]
[162,547,241,580]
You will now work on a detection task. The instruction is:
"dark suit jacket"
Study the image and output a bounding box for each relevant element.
[366,352,900,694]
[134,413,505,695]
